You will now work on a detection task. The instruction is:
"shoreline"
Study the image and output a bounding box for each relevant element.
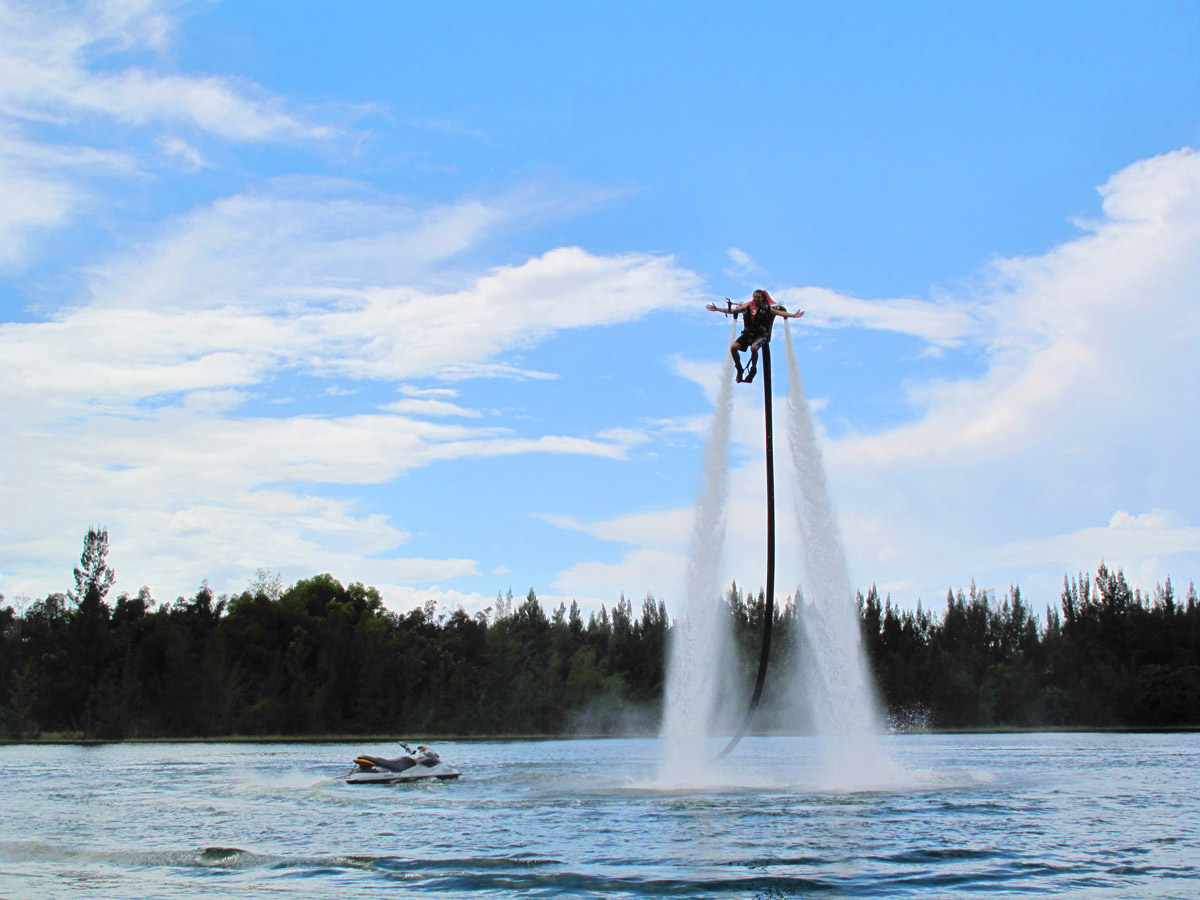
[4,724,1199,745]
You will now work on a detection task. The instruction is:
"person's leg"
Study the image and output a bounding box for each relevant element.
[730,340,746,382]
[744,344,760,383]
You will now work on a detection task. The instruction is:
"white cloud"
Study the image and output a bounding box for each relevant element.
[821,148,1200,603]
[81,183,506,314]
[835,148,1200,470]
[157,135,209,170]
[546,149,1200,612]
[0,399,599,602]
[399,385,460,398]
[378,586,499,617]
[0,0,336,267]
[995,510,1200,568]
[552,548,686,608]
[382,398,483,418]
[775,286,979,348]
[1,179,703,415]
[0,124,136,268]
[0,0,328,141]
[539,509,690,551]
[0,176,705,604]
[670,353,727,403]
[723,246,763,281]
[331,244,699,381]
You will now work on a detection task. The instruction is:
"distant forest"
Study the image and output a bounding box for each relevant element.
[2,528,1198,739]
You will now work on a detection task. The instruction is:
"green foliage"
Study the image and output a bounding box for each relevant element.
[0,533,674,737]
[858,566,1200,729]
[3,530,1199,738]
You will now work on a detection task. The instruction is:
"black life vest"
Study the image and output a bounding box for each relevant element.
[744,301,786,337]
[744,302,771,332]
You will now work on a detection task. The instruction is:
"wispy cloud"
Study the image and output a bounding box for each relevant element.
[723,246,764,281]
[0,124,136,269]
[0,175,703,603]
[777,287,979,348]
[3,180,702,409]
[0,0,330,141]
[383,398,484,418]
[157,135,209,170]
[0,0,336,269]
[994,510,1200,567]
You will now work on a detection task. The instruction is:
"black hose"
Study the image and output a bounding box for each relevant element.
[715,343,776,759]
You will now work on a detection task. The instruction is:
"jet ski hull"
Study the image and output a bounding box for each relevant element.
[344,766,460,784]
[344,751,461,784]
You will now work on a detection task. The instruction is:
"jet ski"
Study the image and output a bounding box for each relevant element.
[344,743,461,784]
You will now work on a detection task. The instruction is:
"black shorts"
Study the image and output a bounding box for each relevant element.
[735,328,769,351]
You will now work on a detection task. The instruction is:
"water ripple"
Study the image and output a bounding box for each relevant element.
[2,734,1199,899]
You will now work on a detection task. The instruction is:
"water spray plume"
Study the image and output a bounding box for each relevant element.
[659,329,737,782]
[715,342,776,760]
[783,324,893,786]
[660,317,896,790]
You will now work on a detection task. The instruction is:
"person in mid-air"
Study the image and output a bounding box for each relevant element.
[706,289,804,383]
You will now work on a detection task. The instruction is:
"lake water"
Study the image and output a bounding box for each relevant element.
[1,733,1197,898]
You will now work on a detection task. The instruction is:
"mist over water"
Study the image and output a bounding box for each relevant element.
[783,324,893,786]
[659,337,737,782]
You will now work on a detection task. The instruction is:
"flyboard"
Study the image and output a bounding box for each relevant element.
[715,304,778,760]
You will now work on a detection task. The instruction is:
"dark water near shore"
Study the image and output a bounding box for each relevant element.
[1,733,1197,898]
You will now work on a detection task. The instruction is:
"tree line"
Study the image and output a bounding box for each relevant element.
[859,569,1200,729]
[1,528,1197,738]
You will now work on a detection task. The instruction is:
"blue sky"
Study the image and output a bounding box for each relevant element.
[2,0,1198,616]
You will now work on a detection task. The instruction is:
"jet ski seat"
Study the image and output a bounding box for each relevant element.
[352,754,417,773]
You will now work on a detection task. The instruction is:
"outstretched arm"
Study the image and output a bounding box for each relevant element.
[705,299,751,315]
[772,307,804,319]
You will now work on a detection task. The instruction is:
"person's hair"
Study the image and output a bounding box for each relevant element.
[748,290,777,309]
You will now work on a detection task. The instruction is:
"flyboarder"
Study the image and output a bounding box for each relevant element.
[706,289,803,383]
